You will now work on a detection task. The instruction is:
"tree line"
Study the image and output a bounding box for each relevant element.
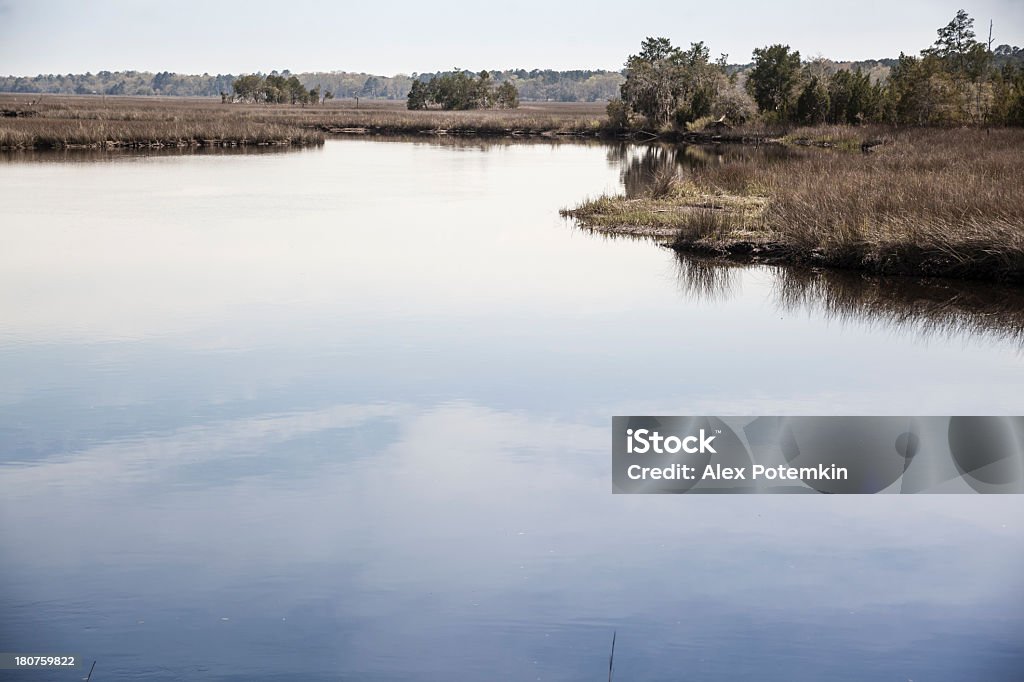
[612,10,1024,129]
[407,71,519,110]
[0,69,623,102]
[3,9,1022,118]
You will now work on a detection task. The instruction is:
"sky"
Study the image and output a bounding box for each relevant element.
[1,0,1023,76]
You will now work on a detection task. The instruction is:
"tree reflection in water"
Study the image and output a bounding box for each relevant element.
[675,254,1024,345]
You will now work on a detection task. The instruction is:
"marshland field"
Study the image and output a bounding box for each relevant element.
[0,94,609,148]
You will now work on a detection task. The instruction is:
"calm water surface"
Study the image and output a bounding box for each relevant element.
[1,139,1022,681]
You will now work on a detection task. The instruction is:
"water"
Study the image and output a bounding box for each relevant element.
[1,139,1022,681]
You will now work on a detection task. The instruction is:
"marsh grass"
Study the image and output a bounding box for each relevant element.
[0,95,610,148]
[0,95,328,148]
[646,166,679,199]
[565,128,1024,283]
[0,117,324,148]
[304,102,610,136]
[563,173,768,239]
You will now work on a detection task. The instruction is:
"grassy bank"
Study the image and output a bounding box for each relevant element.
[0,95,610,148]
[563,128,1024,283]
[0,95,330,148]
[299,100,610,137]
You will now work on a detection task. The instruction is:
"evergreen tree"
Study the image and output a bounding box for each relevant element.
[746,44,802,120]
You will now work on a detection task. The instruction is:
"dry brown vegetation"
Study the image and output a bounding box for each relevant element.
[0,95,610,149]
[564,127,1024,283]
[0,95,327,148]
[304,100,609,136]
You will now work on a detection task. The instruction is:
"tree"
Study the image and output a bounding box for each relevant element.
[619,37,685,126]
[432,70,476,109]
[407,79,430,109]
[405,71,516,110]
[494,80,520,108]
[474,70,494,108]
[285,76,306,104]
[991,64,1024,125]
[605,98,632,128]
[618,37,727,127]
[925,9,980,75]
[264,74,288,103]
[232,74,264,102]
[888,52,957,125]
[676,41,722,123]
[924,9,990,120]
[746,44,802,120]
[713,81,757,123]
[796,75,829,124]
[361,76,381,97]
[827,68,878,124]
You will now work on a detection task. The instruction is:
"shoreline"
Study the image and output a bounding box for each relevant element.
[0,138,324,151]
[307,123,789,145]
[669,238,1024,284]
[0,94,800,150]
[0,127,784,150]
[565,206,1024,286]
[566,215,1024,284]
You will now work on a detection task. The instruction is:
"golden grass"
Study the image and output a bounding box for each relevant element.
[564,128,1024,283]
[0,95,326,148]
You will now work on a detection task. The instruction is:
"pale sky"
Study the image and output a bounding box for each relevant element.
[1,0,1023,76]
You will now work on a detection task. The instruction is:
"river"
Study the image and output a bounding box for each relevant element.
[1,138,1022,680]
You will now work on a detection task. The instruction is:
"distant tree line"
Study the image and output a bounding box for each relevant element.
[0,68,624,102]
[612,10,1024,129]
[0,70,237,97]
[407,71,519,110]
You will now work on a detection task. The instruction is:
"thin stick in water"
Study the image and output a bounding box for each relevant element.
[608,631,616,682]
